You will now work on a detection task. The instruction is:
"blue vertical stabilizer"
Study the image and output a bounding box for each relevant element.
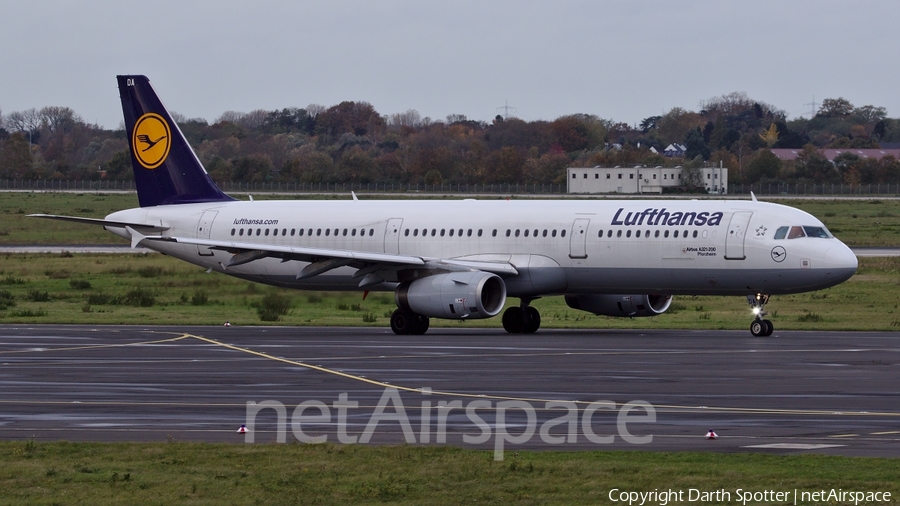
[117,75,234,207]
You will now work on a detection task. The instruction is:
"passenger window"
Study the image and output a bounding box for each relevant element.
[598,230,603,238]
[282,229,287,236]
[334,229,339,236]
[325,229,330,236]
[467,229,473,237]
[231,228,235,236]
[431,229,437,236]
[524,229,529,237]
[607,230,612,238]
[561,230,566,237]
[635,230,641,238]
[478,229,483,237]
[297,229,302,236]
[626,230,632,238]
[291,229,296,236]
[413,229,418,237]
[491,229,497,237]
[692,230,698,238]
[533,229,538,237]
[552,230,557,237]
[664,230,669,238]
[272,229,277,236]
[774,226,788,240]
[440,229,446,237]
[239,229,244,236]
[788,226,805,239]
[506,229,511,237]
[256,229,261,236]
[404,229,409,236]
[515,229,520,237]
[343,229,348,236]
[316,229,321,236]
[459,229,463,237]
[449,229,454,237]
[673,230,678,238]
[369,229,374,236]
[616,230,622,238]
[654,230,659,238]
[645,230,650,238]
[543,230,548,237]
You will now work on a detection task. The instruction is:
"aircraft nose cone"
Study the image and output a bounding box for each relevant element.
[823,242,858,283]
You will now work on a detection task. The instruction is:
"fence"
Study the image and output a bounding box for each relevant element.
[3,179,900,196]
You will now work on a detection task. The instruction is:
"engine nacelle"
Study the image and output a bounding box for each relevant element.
[396,271,507,319]
[565,294,672,317]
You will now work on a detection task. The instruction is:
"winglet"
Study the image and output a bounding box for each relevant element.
[750,191,758,202]
[352,191,358,201]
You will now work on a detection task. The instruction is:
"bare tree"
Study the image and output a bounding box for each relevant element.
[388,109,421,128]
[306,103,326,118]
[216,110,246,124]
[39,106,81,135]
[5,108,42,134]
[241,109,269,129]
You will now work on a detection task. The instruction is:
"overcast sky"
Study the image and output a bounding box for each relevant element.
[2,1,898,130]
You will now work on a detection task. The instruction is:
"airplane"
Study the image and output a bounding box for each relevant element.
[31,75,858,337]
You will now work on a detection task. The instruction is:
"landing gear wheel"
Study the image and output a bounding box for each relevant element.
[502,307,525,334]
[750,319,765,337]
[762,319,774,336]
[391,309,429,335]
[412,314,430,335]
[502,306,542,334]
[523,306,541,334]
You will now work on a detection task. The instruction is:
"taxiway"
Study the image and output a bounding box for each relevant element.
[0,325,898,457]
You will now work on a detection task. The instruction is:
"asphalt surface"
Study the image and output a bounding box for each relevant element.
[1,325,898,457]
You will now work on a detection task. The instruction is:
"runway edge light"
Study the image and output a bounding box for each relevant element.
[237,424,247,434]
[706,429,718,440]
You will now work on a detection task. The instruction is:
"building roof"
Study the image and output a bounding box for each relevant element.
[770,148,900,161]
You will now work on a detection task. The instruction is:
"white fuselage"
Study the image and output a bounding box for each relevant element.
[105,198,858,297]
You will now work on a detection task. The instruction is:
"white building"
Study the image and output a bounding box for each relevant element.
[566,166,728,195]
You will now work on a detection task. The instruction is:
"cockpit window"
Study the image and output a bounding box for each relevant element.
[774,226,788,240]
[803,226,832,238]
[787,226,806,239]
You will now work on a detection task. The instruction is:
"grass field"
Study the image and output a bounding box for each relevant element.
[2,441,898,505]
[0,252,898,329]
[3,191,900,246]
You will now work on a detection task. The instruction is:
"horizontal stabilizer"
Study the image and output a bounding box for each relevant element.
[28,214,170,232]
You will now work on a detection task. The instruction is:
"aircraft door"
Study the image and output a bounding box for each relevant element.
[724,211,752,260]
[569,218,590,259]
[196,210,218,257]
[384,218,403,254]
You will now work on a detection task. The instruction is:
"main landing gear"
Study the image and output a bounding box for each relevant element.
[390,309,429,335]
[501,299,541,334]
[748,293,774,337]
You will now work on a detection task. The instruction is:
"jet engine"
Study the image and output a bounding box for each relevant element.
[564,294,672,317]
[396,271,507,319]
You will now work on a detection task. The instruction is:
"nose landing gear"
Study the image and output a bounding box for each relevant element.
[748,294,774,336]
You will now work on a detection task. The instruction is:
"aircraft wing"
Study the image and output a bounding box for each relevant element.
[130,233,518,284]
[28,214,170,232]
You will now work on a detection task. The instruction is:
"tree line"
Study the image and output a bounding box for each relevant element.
[2,92,899,188]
